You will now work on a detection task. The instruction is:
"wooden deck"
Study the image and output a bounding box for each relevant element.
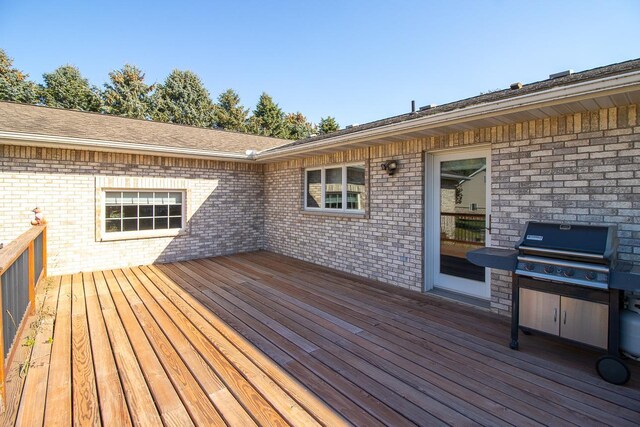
[2,252,639,426]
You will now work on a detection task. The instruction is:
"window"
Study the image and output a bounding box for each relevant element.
[304,164,366,213]
[104,191,184,234]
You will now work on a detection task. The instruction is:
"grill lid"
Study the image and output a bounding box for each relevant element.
[515,222,618,259]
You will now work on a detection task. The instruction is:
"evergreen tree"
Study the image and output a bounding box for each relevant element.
[284,112,315,140]
[213,89,249,132]
[0,49,39,104]
[151,69,214,126]
[318,116,340,135]
[102,64,153,119]
[247,92,286,138]
[40,65,102,111]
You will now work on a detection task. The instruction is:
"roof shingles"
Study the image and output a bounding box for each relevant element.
[0,102,289,155]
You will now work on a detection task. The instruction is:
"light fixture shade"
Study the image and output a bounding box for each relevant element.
[381,160,399,175]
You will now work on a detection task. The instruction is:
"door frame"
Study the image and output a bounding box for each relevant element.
[424,145,492,299]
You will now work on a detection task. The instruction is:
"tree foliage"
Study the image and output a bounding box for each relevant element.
[318,116,340,135]
[284,112,315,140]
[213,89,249,132]
[40,65,102,111]
[247,92,287,138]
[102,64,153,119]
[151,69,214,126]
[0,49,40,104]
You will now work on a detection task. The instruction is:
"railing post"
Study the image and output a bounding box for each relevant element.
[28,241,35,315]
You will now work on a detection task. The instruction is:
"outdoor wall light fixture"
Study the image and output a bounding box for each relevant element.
[381,160,399,176]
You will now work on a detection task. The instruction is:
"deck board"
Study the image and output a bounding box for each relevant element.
[4,251,639,426]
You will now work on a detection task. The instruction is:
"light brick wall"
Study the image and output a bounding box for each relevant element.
[0,146,264,275]
[489,106,640,313]
[264,148,425,292]
[2,104,638,315]
[264,105,640,315]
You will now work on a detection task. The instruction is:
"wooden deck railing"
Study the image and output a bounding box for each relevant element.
[440,212,485,245]
[0,225,47,402]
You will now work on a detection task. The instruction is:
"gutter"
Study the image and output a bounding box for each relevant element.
[256,70,640,160]
[0,131,252,162]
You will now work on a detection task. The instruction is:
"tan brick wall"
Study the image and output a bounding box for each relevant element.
[264,105,640,315]
[264,149,425,292]
[0,146,265,275]
[2,104,638,315]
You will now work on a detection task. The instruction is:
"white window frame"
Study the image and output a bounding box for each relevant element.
[304,163,366,214]
[100,188,187,241]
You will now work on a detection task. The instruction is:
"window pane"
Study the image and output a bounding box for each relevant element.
[123,218,138,231]
[139,205,153,217]
[139,218,154,230]
[154,217,168,229]
[106,205,121,219]
[169,217,182,229]
[123,205,138,218]
[105,219,121,233]
[154,205,168,216]
[306,170,321,208]
[122,191,137,204]
[167,192,182,204]
[152,193,165,204]
[138,192,153,204]
[169,205,182,216]
[105,192,120,204]
[325,167,343,209]
[347,165,365,210]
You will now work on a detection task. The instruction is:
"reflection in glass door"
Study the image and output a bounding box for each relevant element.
[439,157,486,282]
[427,149,491,299]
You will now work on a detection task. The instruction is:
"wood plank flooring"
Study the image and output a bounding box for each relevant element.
[2,251,639,426]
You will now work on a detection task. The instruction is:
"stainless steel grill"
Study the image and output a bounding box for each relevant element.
[513,222,618,290]
[467,221,640,385]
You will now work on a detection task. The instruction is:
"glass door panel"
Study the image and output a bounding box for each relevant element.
[439,158,487,283]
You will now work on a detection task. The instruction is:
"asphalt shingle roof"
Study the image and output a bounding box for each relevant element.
[0,102,289,155]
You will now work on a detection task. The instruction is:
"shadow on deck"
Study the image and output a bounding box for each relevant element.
[2,251,639,426]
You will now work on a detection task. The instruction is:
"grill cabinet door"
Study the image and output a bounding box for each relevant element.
[519,289,560,336]
[560,296,608,349]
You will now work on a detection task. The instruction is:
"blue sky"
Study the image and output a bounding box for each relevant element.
[1,1,639,127]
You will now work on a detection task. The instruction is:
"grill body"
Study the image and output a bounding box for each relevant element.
[466,221,639,385]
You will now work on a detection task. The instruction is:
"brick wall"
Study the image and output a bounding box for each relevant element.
[2,104,638,315]
[264,148,425,292]
[489,106,640,313]
[0,146,264,275]
[264,105,639,315]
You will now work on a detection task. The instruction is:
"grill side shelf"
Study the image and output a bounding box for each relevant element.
[466,247,518,271]
[611,263,640,291]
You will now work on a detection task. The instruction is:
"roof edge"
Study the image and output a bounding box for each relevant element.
[256,69,640,160]
[0,131,254,162]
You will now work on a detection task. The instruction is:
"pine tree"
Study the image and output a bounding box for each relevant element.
[284,112,315,140]
[247,92,286,138]
[213,89,249,132]
[0,49,40,104]
[318,116,340,135]
[102,64,153,119]
[40,65,102,111]
[151,70,214,126]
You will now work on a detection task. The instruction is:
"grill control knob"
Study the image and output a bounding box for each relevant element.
[524,263,535,271]
[544,265,555,274]
[585,271,597,281]
[561,269,575,278]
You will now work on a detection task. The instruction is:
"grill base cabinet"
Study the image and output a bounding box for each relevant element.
[519,289,609,349]
[512,277,630,385]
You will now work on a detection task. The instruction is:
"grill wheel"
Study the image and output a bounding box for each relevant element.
[596,355,631,385]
